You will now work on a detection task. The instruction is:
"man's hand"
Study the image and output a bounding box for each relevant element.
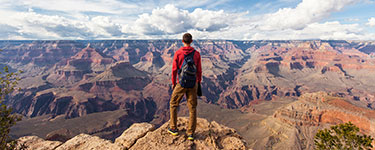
[197,83,202,96]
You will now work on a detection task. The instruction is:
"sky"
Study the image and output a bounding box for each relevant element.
[0,0,375,40]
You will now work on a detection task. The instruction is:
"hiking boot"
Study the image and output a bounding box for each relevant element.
[168,128,179,136]
[187,134,194,141]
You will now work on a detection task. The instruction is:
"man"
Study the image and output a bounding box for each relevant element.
[168,33,202,141]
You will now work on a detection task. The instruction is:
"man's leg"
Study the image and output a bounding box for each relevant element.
[169,84,185,129]
[186,84,198,135]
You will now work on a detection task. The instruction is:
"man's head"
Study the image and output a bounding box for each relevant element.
[182,33,193,45]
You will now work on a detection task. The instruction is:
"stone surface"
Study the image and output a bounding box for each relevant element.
[129,117,247,150]
[55,133,122,150]
[17,136,62,150]
[17,117,247,150]
[115,122,155,149]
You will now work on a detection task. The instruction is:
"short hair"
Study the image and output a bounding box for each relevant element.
[183,33,193,44]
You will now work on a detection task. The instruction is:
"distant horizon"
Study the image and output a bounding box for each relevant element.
[0,39,375,42]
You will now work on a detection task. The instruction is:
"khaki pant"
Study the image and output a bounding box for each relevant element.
[169,83,198,135]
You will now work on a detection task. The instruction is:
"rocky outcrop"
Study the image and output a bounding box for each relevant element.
[55,134,123,150]
[17,117,247,150]
[115,123,155,149]
[16,136,62,150]
[273,92,375,134]
[130,117,246,150]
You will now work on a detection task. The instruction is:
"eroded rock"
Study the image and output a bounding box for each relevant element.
[17,136,62,150]
[16,117,247,150]
[130,117,247,150]
[115,122,155,149]
[55,134,122,150]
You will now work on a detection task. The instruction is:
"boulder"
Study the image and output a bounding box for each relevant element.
[55,133,122,150]
[115,122,155,149]
[17,136,62,150]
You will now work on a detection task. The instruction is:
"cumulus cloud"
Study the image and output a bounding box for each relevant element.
[247,21,364,40]
[0,24,23,39]
[132,4,243,35]
[0,0,374,40]
[133,5,192,35]
[10,0,138,15]
[0,10,125,39]
[130,0,368,40]
[168,0,229,9]
[259,0,357,30]
[367,17,375,27]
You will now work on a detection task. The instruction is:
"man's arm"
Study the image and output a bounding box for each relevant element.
[171,52,178,87]
[196,52,202,83]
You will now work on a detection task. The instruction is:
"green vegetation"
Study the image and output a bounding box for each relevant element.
[314,122,374,150]
[0,49,24,150]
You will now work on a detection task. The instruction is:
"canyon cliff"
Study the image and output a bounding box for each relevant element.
[1,40,374,149]
[16,117,247,150]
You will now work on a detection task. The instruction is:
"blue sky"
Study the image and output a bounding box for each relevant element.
[0,0,374,40]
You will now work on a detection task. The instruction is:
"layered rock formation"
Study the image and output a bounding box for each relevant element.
[5,40,375,111]
[0,40,84,76]
[217,40,375,109]
[9,60,155,143]
[274,92,375,131]
[47,46,115,86]
[259,92,375,149]
[17,117,247,150]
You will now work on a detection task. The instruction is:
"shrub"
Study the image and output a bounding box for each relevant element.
[314,122,374,150]
[0,49,24,149]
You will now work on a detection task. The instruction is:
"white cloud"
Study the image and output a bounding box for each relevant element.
[149,0,233,9]
[133,5,192,35]
[259,0,357,30]
[247,21,365,40]
[12,0,138,14]
[132,4,244,35]
[0,0,374,40]
[0,10,125,39]
[367,17,375,26]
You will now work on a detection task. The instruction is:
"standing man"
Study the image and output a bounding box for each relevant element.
[168,33,202,141]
